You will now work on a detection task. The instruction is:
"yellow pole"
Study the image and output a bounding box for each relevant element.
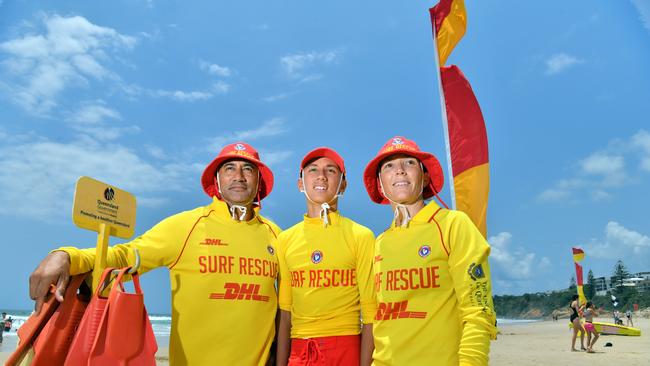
[92,223,111,292]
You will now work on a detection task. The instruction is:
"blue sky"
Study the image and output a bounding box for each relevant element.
[1,0,650,314]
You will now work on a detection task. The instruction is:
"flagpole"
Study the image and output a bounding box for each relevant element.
[430,14,457,209]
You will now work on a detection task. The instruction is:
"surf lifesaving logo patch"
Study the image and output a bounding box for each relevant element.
[468,263,485,281]
[418,245,431,258]
[392,137,404,145]
[234,143,246,151]
[311,250,323,264]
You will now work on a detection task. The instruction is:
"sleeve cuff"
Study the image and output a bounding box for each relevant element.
[51,247,85,275]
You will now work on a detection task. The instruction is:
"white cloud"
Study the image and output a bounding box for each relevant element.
[68,103,121,125]
[538,130,650,203]
[64,101,139,141]
[488,232,544,280]
[538,257,552,270]
[632,130,650,171]
[153,81,229,102]
[631,0,650,32]
[581,153,624,176]
[590,190,611,201]
[212,81,230,94]
[155,89,214,102]
[73,125,141,141]
[586,221,650,258]
[208,118,288,151]
[580,153,625,185]
[0,14,136,115]
[145,144,167,160]
[263,93,289,103]
[280,50,341,81]
[199,60,232,77]
[537,178,586,202]
[258,150,293,167]
[0,134,201,221]
[537,188,570,202]
[545,53,583,75]
[206,119,293,167]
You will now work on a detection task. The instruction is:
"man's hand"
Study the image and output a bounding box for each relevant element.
[29,251,71,315]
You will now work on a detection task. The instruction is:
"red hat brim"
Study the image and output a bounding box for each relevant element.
[363,150,444,204]
[201,155,274,200]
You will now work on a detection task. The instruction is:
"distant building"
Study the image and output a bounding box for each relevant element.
[594,276,612,296]
[633,272,650,292]
[593,272,649,296]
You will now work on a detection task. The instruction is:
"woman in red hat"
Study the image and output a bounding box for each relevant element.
[28,142,281,366]
[276,147,376,366]
[363,136,497,366]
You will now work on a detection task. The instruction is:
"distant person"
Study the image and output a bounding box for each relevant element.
[582,302,599,353]
[625,308,633,327]
[569,295,585,352]
[3,314,12,332]
[613,309,623,325]
[0,312,5,343]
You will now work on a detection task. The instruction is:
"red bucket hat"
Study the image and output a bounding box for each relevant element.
[201,142,274,200]
[300,147,346,175]
[363,136,444,204]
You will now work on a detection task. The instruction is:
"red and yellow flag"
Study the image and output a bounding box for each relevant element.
[429,0,467,65]
[440,65,489,237]
[572,247,587,304]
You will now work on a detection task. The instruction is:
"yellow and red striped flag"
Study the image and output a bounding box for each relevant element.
[440,65,489,237]
[572,247,587,304]
[429,0,467,65]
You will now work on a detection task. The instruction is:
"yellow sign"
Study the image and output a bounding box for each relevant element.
[72,176,136,239]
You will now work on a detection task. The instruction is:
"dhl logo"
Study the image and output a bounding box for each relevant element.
[209,282,270,302]
[375,300,427,321]
[200,238,228,246]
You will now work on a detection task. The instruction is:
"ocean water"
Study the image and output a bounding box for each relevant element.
[1,310,172,337]
[497,318,541,325]
[0,311,536,340]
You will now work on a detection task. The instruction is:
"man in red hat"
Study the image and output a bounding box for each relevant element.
[363,136,496,366]
[28,142,281,366]
[276,147,376,366]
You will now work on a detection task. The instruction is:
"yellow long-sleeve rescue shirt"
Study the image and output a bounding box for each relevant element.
[277,211,376,338]
[58,198,280,366]
[372,201,497,366]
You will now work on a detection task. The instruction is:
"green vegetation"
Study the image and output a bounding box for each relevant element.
[493,289,650,319]
[494,261,650,319]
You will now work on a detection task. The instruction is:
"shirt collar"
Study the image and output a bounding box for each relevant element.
[388,200,441,229]
[210,197,260,223]
[303,210,341,226]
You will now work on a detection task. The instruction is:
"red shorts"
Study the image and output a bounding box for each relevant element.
[288,335,360,366]
[584,322,595,332]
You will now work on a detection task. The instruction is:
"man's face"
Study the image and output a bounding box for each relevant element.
[378,154,429,204]
[217,159,260,205]
[298,157,346,204]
